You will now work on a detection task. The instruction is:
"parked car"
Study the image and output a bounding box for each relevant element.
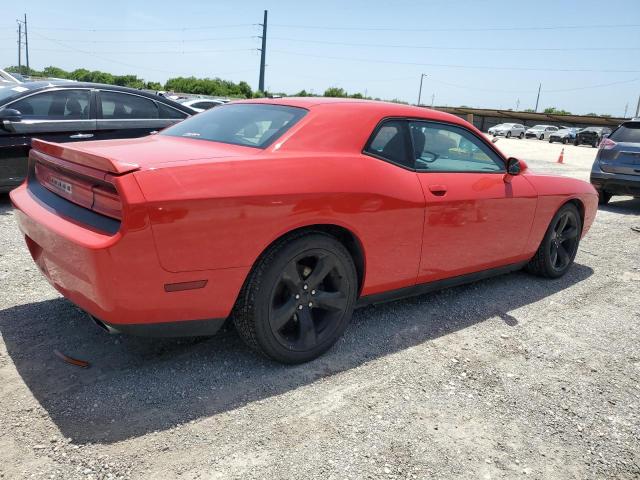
[574,126,612,148]
[487,123,525,138]
[0,81,192,192]
[525,125,559,140]
[10,99,598,363]
[549,127,578,144]
[179,98,227,113]
[590,119,640,204]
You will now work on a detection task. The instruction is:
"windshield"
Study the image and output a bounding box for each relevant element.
[0,84,30,104]
[530,125,545,130]
[162,103,307,148]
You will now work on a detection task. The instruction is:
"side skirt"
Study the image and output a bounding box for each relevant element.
[356,261,528,308]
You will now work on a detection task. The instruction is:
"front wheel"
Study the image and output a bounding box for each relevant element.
[562,137,568,145]
[506,131,512,138]
[540,134,545,140]
[519,132,524,139]
[233,232,357,364]
[526,203,582,278]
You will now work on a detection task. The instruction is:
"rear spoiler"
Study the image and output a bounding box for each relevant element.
[31,139,140,175]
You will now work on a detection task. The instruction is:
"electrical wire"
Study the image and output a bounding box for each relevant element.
[270,22,640,32]
[270,49,640,74]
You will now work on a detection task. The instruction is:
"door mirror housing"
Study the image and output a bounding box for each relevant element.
[507,157,526,175]
[0,108,22,132]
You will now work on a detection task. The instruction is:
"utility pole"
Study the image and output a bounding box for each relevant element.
[24,14,29,72]
[431,93,435,108]
[258,10,267,93]
[635,95,640,118]
[624,103,629,118]
[534,83,541,113]
[417,73,427,105]
[17,22,21,72]
[516,98,520,111]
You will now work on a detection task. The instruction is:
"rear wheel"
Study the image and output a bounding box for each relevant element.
[506,131,512,138]
[562,137,568,145]
[519,132,524,139]
[592,138,599,148]
[526,203,582,278]
[233,232,357,364]
[597,190,612,205]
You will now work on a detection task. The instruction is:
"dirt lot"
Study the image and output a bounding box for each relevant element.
[0,138,639,479]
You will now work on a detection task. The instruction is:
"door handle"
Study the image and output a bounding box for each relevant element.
[428,184,448,196]
[69,133,94,139]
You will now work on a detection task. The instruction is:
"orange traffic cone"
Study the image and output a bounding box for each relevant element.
[557,148,564,164]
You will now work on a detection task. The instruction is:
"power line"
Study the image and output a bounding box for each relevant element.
[270,22,640,32]
[270,36,640,52]
[25,35,254,44]
[28,23,256,32]
[16,47,253,55]
[270,49,640,73]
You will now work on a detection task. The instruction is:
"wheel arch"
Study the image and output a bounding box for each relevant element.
[564,197,586,232]
[248,223,367,296]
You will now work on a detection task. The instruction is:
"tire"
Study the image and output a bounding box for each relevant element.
[526,203,582,279]
[597,190,612,205]
[548,138,553,143]
[233,232,357,364]
[506,131,511,138]
[592,138,599,148]
[562,137,568,145]
[574,140,579,146]
[540,134,544,140]
[519,132,524,139]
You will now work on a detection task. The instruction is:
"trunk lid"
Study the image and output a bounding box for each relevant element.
[598,122,640,176]
[32,135,258,174]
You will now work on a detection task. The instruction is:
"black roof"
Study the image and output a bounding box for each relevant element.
[0,81,193,113]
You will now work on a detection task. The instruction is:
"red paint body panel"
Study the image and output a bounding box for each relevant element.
[10,99,598,328]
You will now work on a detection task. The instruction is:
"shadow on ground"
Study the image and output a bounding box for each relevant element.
[0,193,12,215]
[599,196,640,216]
[0,263,593,444]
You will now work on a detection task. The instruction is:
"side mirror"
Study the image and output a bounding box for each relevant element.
[506,157,523,175]
[0,108,21,132]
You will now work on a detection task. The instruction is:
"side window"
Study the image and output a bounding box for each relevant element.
[409,121,504,173]
[10,90,90,119]
[364,120,412,168]
[100,91,158,119]
[158,102,187,119]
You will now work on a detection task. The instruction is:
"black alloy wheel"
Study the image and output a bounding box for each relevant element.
[548,211,580,273]
[527,203,582,278]
[269,250,349,352]
[233,232,357,363]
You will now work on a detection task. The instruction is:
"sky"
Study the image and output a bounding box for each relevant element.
[1,0,639,116]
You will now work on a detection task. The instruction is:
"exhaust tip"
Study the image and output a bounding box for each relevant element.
[87,314,120,335]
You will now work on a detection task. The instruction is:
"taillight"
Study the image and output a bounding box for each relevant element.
[600,138,616,150]
[92,185,122,220]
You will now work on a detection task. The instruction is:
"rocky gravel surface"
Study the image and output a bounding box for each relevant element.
[0,138,639,479]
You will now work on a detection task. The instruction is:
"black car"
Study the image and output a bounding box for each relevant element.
[0,82,193,192]
[590,119,640,204]
[574,126,612,148]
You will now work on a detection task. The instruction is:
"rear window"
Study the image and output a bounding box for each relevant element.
[161,103,307,148]
[610,123,640,143]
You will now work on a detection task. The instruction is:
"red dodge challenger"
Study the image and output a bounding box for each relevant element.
[10,98,598,363]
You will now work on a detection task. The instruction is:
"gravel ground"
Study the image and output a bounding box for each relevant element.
[0,137,639,479]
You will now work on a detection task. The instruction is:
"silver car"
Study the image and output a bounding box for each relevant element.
[488,123,526,138]
[525,125,559,140]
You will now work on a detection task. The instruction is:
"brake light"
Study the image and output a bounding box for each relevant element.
[600,138,616,150]
[92,185,122,220]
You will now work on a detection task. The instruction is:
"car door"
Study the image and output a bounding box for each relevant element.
[0,88,96,188]
[409,120,538,284]
[94,89,187,141]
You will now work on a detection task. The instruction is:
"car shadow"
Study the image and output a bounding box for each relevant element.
[0,193,13,215]
[0,264,593,445]
[599,197,640,215]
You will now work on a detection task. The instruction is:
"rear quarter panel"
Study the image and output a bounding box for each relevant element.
[134,153,426,296]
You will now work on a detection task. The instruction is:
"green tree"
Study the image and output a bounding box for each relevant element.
[324,87,348,97]
[543,107,572,115]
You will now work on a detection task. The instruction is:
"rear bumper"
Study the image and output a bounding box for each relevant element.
[590,170,640,196]
[9,182,249,335]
